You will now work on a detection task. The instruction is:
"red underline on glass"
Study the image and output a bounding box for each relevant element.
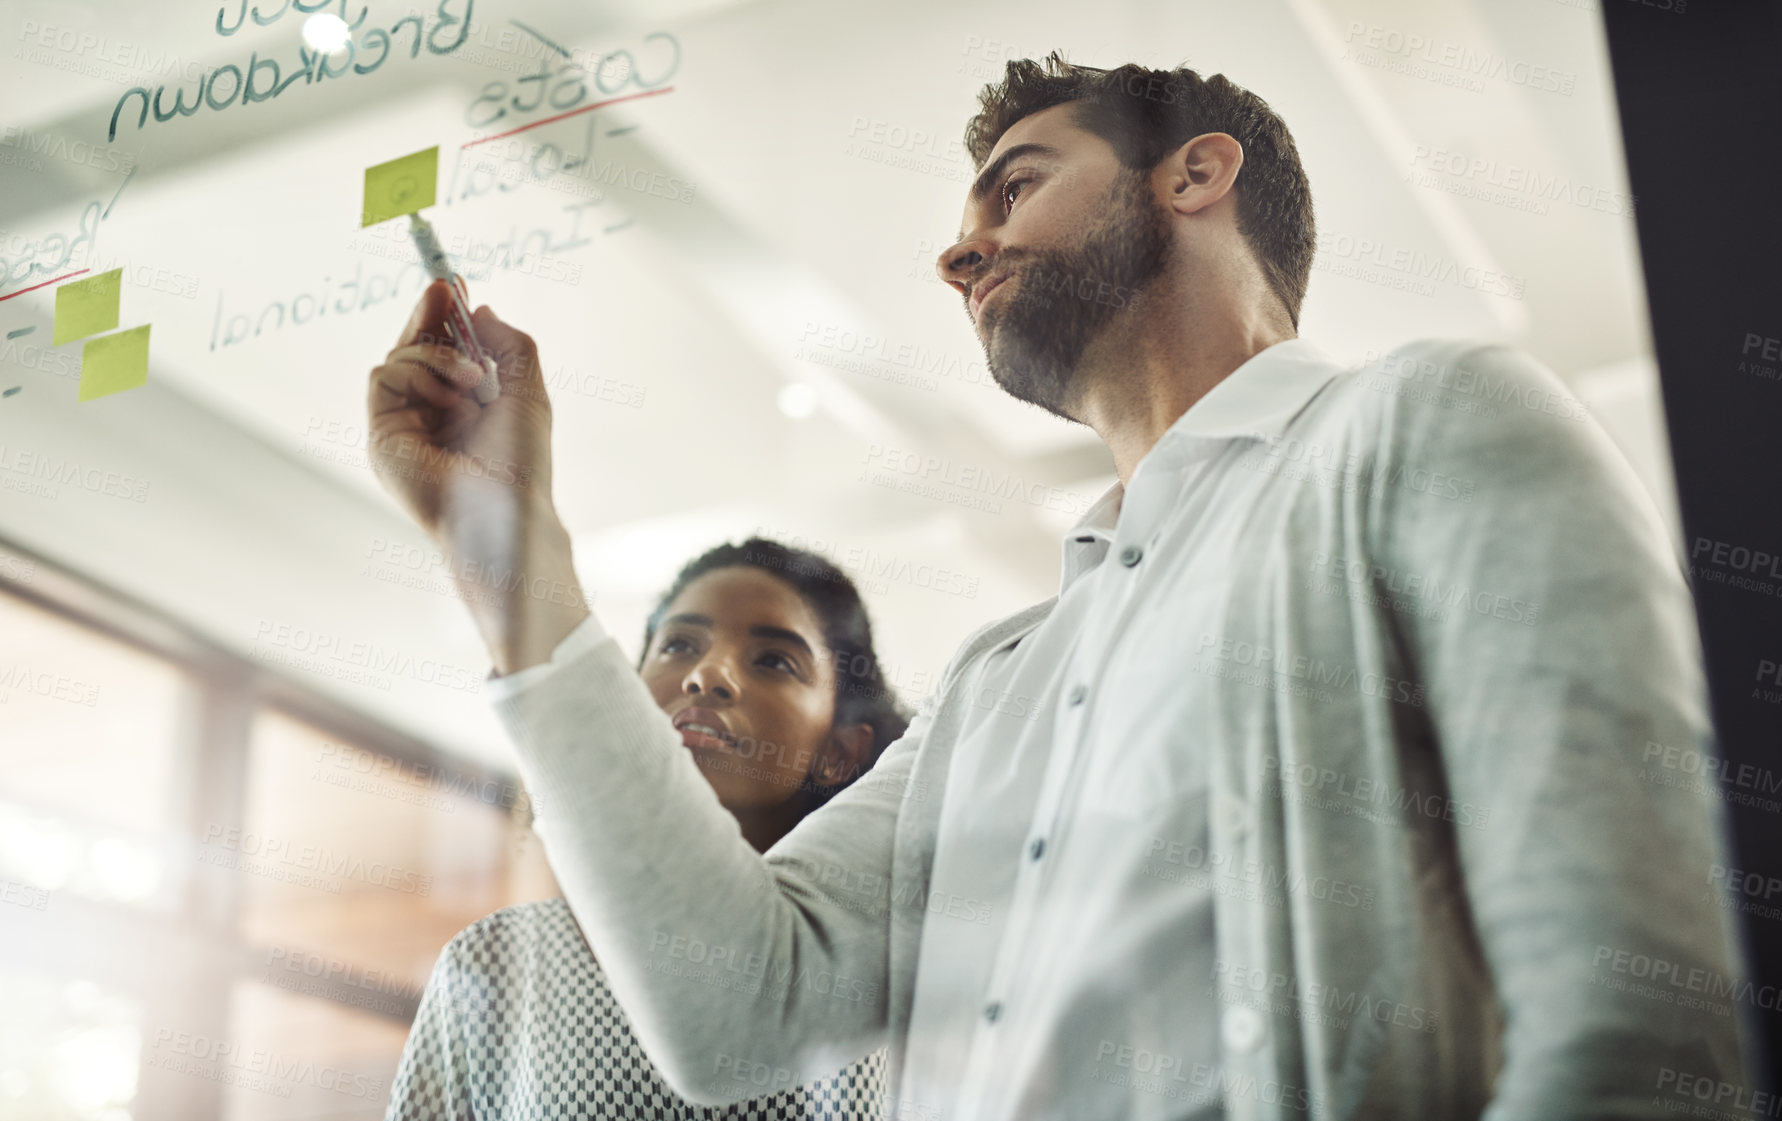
[460,87,675,148]
[0,268,92,303]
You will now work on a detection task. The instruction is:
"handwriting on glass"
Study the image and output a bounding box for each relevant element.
[463,31,680,130]
[108,0,475,142]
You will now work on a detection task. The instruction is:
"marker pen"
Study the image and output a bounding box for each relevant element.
[408,213,500,403]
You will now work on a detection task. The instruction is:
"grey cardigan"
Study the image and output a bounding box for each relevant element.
[494,339,1750,1120]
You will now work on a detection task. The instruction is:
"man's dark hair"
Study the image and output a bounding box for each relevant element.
[963,51,1315,329]
[641,537,910,807]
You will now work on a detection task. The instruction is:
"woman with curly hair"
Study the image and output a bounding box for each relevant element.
[386,537,908,1121]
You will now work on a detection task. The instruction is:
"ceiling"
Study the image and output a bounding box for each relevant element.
[0,0,1674,768]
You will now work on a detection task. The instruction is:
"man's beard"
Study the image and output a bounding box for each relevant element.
[978,168,1172,421]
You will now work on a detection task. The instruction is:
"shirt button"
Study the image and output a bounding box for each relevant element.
[1028,837,1046,861]
[984,1001,1003,1023]
[1119,545,1143,567]
[1221,1006,1266,1053]
[1067,685,1087,706]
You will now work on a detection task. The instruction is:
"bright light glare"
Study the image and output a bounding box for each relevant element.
[777,383,817,419]
[0,812,78,890]
[63,980,101,1016]
[302,13,352,53]
[52,1026,138,1112]
[90,837,161,903]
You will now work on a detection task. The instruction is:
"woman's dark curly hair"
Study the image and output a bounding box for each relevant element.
[639,537,910,808]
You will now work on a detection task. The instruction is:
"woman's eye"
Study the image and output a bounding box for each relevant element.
[758,651,797,674]
[661,637,694,656]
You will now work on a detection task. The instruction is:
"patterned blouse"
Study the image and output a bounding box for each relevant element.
[385,898,889,1120]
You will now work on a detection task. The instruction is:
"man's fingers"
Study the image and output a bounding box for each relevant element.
[387,342,489,392]
[469,305,545,395]
[370,357,469,417]
[434,394,484,447]
[368,401,433,447]
[469,303,520,356]
[395,279,456,350]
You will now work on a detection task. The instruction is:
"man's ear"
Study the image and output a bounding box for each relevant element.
[1161,131,1243,216]
[814,723,875,788]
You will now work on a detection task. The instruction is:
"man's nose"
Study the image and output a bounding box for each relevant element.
[936,239,989,294]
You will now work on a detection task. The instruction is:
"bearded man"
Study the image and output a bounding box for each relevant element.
[367,52,1750,1121]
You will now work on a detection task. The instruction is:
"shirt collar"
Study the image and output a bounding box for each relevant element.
[1170,337,1343,443]
[1057,338,1344,592]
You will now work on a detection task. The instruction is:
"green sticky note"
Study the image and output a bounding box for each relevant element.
[78,324,150,402]
[53,268,122,345]
[362,147,438,226]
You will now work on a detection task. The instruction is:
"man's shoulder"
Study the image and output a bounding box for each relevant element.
[1301,337,1592,451]
[945,598,1056,675]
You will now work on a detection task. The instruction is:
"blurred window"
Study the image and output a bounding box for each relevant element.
[0,576,553,1121]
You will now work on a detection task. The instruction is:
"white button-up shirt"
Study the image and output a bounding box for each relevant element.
[483,336,1746,1121]
[900,340,1342,1121]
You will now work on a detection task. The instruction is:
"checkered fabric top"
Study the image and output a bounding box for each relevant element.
[385,898,889,1120]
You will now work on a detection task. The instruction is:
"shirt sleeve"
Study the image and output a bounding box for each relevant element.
[385,938,475,1121]
[1371,342,1750,1117]
[488,608,934,1108]
[483,611,616,701]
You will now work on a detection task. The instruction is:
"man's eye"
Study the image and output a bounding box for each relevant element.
[661,637,694,655]
[1002,175,1033,211]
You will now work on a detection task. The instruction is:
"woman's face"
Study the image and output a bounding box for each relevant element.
[641,566,870,816]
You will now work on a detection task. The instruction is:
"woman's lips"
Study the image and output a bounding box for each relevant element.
[678,725,731,751]
[673,706,735,751]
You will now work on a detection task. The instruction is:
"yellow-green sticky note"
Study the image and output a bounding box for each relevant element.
[79,324,150,402]
[362,146,438,226]
[53,268,122,345]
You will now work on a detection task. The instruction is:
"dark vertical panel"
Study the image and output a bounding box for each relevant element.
[1601,0,1782,1095]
